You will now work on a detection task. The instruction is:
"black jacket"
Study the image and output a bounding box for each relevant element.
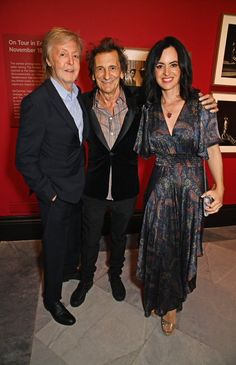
[16,79,89,203]
[82,85,145,201]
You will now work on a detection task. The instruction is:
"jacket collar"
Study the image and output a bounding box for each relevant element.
[44,79,88,140]
[83,85,139,149]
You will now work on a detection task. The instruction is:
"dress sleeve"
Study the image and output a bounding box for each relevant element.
[197,103,222,160]
[134,104,153,158]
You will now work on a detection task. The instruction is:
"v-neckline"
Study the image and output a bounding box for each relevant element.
[161,101,185,136]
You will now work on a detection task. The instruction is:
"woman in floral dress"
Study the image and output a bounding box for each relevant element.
[135,36,224,335]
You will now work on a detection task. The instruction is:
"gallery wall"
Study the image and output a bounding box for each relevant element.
[0,0,236,217]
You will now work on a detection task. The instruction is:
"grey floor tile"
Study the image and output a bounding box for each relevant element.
[34,286,157,365]
[103,349,141,365]
[30,338,67,365]
[203,225,236,242]
[179,276,236,364]
[133,325,226,365]
[204,241,236,286]
[0,240,42,365]
[1,226,236,365]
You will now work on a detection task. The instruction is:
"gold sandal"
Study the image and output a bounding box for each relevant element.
[161,317,176,336]
[151,309,158,317]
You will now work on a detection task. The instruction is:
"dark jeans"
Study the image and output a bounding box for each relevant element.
[81,195,137,282]
[40,198,81,305]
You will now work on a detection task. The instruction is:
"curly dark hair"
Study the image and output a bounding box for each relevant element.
[144,36,198,103]
[86,37,128,81]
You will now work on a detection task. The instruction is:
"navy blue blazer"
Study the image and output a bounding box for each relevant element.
[16,78,89,203]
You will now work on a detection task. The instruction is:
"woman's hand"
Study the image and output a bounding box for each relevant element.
[201,187,223,215]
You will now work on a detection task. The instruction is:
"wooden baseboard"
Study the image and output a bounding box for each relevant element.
[0,204,235,241]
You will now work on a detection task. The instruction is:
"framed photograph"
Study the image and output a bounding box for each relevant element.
[213,92,236,152]
[213,14,236,86]
[124,48,149,87]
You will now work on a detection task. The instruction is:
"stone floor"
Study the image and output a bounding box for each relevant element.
[0,226,236,365]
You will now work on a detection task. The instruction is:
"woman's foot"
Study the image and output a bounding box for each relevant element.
[161,309,176,336]
[151,309,158,317]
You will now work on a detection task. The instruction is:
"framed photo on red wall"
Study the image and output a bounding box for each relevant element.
[124,48,148,87]
[213,14,236,87]
[213,92,236,152]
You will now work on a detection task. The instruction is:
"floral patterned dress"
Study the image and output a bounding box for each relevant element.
[134,97,221,317]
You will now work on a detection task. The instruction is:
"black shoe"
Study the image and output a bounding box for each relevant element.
[109,276,126,301]
[44,301,76,326]
[70,281,93,307]
[63,269,81,282]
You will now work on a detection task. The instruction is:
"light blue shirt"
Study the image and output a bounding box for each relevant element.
[50,77,83,142]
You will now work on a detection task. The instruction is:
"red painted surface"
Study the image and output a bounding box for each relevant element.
[0,0,235,216]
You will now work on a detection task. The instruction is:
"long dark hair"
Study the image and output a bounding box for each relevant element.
[144,36,198,103]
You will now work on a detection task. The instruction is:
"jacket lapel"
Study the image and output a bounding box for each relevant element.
[113,109,135,147]
[44,79,80,138]
[112,88,137,148]
[83,90,110,150]
[77,92,89,142]
[82,86,140,150]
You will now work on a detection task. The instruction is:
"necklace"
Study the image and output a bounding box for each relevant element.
[161,96,183,119]
[162,102,173,118]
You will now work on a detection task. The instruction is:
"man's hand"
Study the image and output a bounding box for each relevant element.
[199,92,218,113]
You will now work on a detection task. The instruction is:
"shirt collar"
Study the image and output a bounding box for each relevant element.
[94,87,126,108]
[50,77,78,101]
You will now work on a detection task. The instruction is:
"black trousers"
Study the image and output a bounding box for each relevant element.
[40,198,81,305]
[63,201,82,275]
[81,195,137,282]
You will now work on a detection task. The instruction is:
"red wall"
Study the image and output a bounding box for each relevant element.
[0,0,236,216]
